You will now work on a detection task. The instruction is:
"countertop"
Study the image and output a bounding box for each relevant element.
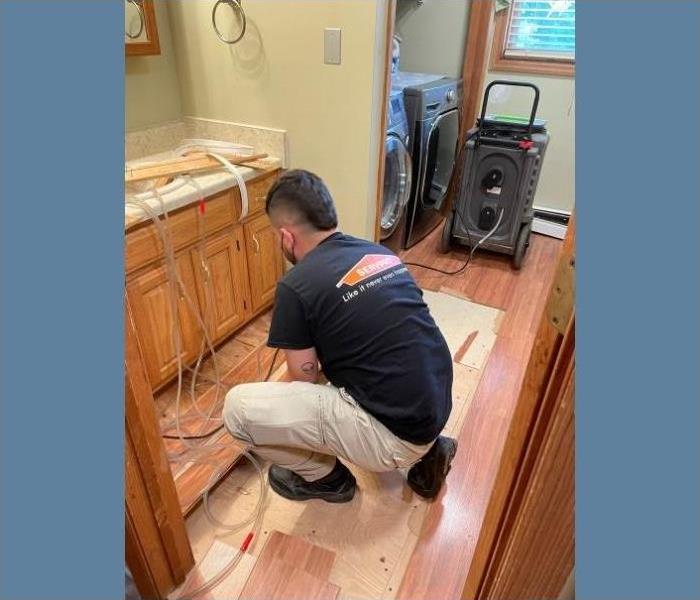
[125,151,281,230]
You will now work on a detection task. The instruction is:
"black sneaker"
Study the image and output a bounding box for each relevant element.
[268,460,356,503]
[407,436,458,499]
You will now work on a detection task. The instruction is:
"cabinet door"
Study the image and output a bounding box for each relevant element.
[191,228,251,343]
[244,213,285,313]
[126,254,203,389]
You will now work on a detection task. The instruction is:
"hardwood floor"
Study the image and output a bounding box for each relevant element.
[396,225,562,600]
[154,311,284,515]
[239,531,340,600]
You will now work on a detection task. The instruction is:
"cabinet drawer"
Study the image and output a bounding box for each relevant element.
[243,172,279,217]
[125,189,238,274]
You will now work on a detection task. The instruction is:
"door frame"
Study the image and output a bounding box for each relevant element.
[472,216,575,598]
[125,298,194,599]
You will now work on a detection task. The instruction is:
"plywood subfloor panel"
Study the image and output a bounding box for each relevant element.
[174,541,256,600]
[423,288,502,370]
[183,291,502,600]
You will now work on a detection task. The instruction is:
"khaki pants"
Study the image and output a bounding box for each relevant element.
[223,381,433,481]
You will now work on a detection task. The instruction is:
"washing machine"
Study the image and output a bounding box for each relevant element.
[402,76,462,248]
[379,89,413,249]
[382,72,449,250]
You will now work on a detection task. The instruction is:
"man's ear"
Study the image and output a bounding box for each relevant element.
[279,227,294,245]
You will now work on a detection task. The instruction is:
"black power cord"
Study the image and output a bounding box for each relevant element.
[162,423,225,441]
[403,133,479,276]
[162,347,282,440]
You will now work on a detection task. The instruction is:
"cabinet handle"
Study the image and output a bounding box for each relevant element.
[200,257,211,280]
[252,234,260,254]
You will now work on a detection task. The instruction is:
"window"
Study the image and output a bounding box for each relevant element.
[491,0,575,77]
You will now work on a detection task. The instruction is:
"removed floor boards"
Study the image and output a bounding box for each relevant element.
[154,311,280,515]
[176,532,340,600]
[239,531,340,600]
[180,291,503,599]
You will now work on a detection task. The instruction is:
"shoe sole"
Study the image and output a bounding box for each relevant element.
[268,475,356,504]
[408,438,458,499]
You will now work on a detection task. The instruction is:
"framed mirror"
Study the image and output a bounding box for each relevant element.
[125,0,160,56]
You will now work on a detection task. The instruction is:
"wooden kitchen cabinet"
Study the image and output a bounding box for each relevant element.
[126,253,203,388]
[244,212,285,313]
[125,169,282,392]
[191,227,251,343]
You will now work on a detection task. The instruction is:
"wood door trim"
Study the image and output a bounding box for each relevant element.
[468,217,576,598]
[125,298,194,598]
[480,319,574,597]
[460,0,496,140]
[372,0,397,242]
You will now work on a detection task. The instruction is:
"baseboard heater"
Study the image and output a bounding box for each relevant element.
[532,208,570,240]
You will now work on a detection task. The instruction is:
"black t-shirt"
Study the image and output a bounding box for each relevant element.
[267,232,452,445]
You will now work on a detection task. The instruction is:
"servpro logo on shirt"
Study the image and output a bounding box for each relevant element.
[336,254,402,288]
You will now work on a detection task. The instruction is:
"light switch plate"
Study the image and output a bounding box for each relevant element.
[324,28,341,65]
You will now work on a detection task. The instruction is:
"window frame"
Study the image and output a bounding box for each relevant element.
[490,2,575,77]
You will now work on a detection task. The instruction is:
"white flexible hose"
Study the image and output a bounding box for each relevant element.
[126,157,249,222]
[206,151,249,220]
[174,139,254,157]
[125,194,268,598]
[124,145,275,593]
[474,207,505,250]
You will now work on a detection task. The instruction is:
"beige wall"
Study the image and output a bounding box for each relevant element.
[485,72,575,213]
[125,0,183,131]
[394,0,469,78]
[167,0,382,239]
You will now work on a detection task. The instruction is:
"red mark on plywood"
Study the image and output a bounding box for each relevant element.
[454,331,478,365]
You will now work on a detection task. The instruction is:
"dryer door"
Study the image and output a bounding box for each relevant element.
[405,107,460,248]
[380,133,412,240]
[420,107,460,211]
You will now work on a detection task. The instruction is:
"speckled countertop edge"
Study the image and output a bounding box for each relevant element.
[124,154,281,230]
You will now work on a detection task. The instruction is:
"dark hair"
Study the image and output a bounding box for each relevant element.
[265,169,338,231]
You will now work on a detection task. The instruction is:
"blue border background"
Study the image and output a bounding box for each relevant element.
[0,1,699,599]
[1,2,123,599]
[578,2,699,599]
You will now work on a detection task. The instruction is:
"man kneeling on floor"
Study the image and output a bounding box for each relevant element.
[224,169,456,502]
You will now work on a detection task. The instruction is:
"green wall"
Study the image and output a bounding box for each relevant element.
[125,0,182,131]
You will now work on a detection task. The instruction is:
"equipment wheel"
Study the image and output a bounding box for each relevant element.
[513,222,532,270]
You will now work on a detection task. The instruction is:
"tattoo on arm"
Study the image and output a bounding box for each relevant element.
[300,361,317,375]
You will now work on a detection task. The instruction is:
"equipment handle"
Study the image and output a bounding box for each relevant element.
[479,80,540,135]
